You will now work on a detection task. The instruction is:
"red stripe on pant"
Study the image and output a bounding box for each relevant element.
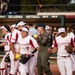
[0,68,5,75]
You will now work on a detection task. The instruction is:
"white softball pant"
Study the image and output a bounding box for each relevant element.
[57,56,73,75]
[20,55,37,75]
[9,51,19,75]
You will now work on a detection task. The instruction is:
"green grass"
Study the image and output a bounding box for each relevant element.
[50,59,57,64]
[0,58,2,63]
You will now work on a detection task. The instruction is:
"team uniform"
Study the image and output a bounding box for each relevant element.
[9,29,21,75]
[67,32,75,71]
[53,35,74,75]
[18,35,39,75]
[0,32,11,75]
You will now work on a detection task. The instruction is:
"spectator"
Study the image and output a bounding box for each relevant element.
[26,23,39,37]
[0,0,9,15]
[1,4,8,15]
[45,25,54,47]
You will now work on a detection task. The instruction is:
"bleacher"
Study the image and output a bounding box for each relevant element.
[1,4,75,15]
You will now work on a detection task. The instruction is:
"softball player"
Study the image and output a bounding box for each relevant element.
[18,27,39,75]
[9,21,26,75]
[9,26,21,75]
[48,27,75,75]
[0,25,11,75]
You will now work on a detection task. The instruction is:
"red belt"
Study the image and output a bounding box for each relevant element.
[61,55,70,58]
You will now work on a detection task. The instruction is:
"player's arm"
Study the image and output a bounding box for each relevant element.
[10,42,16,56]
[0,42,5,47]
[17,45,20,54]
[70,38,75,52]
[73,47,75,52]
[29,38,39,52]
[48,38,58,54]
[10,32,18,56]
[48,47,58,54]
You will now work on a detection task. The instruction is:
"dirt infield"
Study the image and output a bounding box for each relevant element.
[50,64,75,75]
[50,64,60,75]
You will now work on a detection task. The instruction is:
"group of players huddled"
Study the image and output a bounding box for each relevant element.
[0,20,75,75]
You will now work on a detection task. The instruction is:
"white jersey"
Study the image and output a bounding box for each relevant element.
[4,32,11,51]
[53,35,74,56]
[18,35,39,54]
[11,29,21,52]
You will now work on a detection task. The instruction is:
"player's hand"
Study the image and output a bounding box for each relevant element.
[48,48,52,53]
[28,51,32,55]
[36,46,40,50]
[14,55,17,61]
[14,53,20,61]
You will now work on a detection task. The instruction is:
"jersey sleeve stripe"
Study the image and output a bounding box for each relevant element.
[29,39,35,48]
[54,39,58,47]
[71,38,74,47]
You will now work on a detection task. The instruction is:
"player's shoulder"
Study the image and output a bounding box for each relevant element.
[18,36,22,42]
[8,32,11,35]
[13,29,18,32]
[12,29,20,35]
[27,35,34,39]
[5,32,11,37]
[55,35,61,40]
[27,35,36,41]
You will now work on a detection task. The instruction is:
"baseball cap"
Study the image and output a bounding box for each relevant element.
[10,24,16,28]
[21,27,28,32]
[58,28,65,34]
[0,26,8,31]
[45,25,51,30]
[37,23,45,29]
[17,21,26,27]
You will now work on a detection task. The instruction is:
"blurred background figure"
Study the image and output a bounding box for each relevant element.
[26,23,39,38]
[37,0,42,12]
[45,25,54,47]
[0,0,9,15]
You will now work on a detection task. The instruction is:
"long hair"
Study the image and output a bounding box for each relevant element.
[4,25,11,32]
